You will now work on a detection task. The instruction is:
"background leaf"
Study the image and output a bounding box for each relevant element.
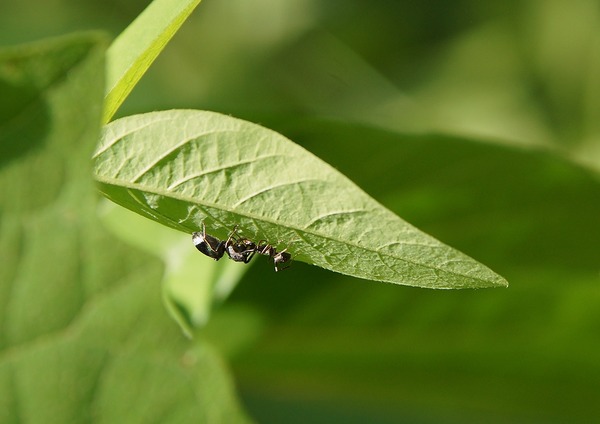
[0,34,249,423]
[93,110,507,289]
[5,0,600,422]
[98,200,252,335]
[103,0,202,123]
[228,119,600,424]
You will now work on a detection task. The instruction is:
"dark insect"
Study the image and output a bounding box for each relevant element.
[192,224,257,263]
[224,226,257,264]
[256,241,293,272]
[192,223,226,260]
[192,224,293,271]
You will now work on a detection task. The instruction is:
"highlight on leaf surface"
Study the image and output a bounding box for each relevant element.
[93,110,508,289]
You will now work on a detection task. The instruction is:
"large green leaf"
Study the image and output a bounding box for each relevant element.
[103,0,202,123]
[0,35,249,423]
[93,110,507,289]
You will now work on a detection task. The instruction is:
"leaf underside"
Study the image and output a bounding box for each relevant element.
[93,110,508,289]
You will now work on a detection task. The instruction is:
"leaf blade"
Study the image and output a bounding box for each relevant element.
[0,35,249,423]
[94,110,508,289]
[103,0,202,123]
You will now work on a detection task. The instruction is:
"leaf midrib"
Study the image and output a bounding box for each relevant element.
[94,175,500,285]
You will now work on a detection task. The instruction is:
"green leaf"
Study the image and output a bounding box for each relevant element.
[99,201,252,335]
[229,120,600,423]
[103,0,202,123]
[93,110,508,289]
[0,35,249,423]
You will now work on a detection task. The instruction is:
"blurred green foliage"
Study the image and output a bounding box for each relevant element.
[0,32,249,423]
[2,0,600,423]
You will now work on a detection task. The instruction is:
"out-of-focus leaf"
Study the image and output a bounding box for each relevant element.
[93,110,508,289]
[242,4,600,175]
[98,201,251,335]
[404,1,600,173]
[229,120,600,424]
[0,34,249,423]
[103,0,202,123]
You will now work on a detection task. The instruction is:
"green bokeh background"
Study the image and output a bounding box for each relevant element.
[2,0,600,422]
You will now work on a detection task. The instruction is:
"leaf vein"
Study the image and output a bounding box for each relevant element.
[130,129,240,182]
[304,209,370,228]
[93,177,501,285]
[166,153,287,190]
[93,117,172,158]
[378,240,440,250]
[232,178,324,208]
